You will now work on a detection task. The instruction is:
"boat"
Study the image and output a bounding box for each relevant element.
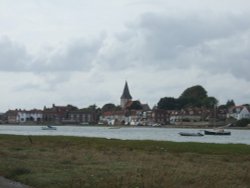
[179,132,204,136]
[41,125,57,130]
[204,129,231,136]
[109,126,121,129]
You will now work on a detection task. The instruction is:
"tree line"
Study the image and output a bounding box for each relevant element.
[157,85,220,110]
[100,85,237,112]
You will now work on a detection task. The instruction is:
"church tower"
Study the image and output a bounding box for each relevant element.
[120,81,132,109]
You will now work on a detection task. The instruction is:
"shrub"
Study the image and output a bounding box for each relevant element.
[236,118,250,127]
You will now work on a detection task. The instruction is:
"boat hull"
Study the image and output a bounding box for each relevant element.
[204,130,231,136]
[179,132,204,136]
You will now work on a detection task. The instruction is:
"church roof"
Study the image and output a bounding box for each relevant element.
[121,81,132,99]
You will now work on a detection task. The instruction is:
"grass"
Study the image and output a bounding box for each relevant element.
[0,134,250,188]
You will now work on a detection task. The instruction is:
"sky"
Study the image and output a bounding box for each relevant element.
[1,0,250,111]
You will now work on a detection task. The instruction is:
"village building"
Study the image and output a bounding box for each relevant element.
[66,109,98,124]
[17,109,43,123]
[5,110,19,124]
[43,104,99,124]
[5,109,43,124]
[152,109,170,125]
[169,107,214,125]
[43,104,78,123]
[227,106,250,120]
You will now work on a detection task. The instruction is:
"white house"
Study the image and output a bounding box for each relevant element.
[227,106,250,120]
[17,109,43,123]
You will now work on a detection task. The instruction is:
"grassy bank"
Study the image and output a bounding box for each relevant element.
[0,135,250,188]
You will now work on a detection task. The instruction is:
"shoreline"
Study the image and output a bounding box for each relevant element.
[1,123,250,130]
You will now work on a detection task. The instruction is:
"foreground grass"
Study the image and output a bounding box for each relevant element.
[0,135,250,188]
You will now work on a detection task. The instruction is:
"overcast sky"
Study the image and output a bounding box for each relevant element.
[1,0,250,111]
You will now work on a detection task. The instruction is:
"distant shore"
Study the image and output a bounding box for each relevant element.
[1,123,250,130]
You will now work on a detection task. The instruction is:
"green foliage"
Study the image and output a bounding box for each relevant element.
[179,85,218,108]
[179,85,208,100]
[157,97,179,110]
[202,97,218,108]
[226,100,235,108]
[127,101,142,110]
[157,85,218,110]
[80,104,101,113]
[102,103,117,112]
[236,118,250,127]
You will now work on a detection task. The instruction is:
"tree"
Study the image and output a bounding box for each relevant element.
[226,100,235,108]
[80,104,99,113]
[102,103,117,112]
[127,101,143,110]
[202,97,218,108]
[179,85,208,100]
[88,105,97,112]
[157,85,219,110]
[179,85,211,108]
[236,118,250,127]
[157,97,179,110]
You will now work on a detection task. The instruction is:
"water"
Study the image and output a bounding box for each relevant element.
[0,125,249,145]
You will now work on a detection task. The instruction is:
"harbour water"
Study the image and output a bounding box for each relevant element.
[0,125,249,145]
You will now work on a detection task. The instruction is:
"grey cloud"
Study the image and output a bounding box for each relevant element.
[2,11,250,83]
[35,37,104,72]
[0,37,31,71]
[0,36,104,73]
[99,12,250,81]
[195,32,250,80]
[136,12,250,62]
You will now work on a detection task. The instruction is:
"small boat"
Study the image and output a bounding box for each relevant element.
[41,125,57,130]
[109,126,121,129]
[204,129,231,136]
[179,132,204,136]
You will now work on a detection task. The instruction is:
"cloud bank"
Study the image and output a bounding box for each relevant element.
[0,1,250,111]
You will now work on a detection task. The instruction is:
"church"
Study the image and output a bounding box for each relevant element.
[100,81,151,125]
[120,81,133,109]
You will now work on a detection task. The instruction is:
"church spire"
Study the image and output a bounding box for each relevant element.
[121,81,132,99]
[120,81,132,109]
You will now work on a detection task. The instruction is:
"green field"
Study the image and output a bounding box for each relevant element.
[0,135,250,188]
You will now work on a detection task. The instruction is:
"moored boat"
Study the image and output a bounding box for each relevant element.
[41,125,57,130]
[204,129,231,136]
[179,132,204,136]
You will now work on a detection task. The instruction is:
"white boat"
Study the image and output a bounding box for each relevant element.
[41,125,57,130]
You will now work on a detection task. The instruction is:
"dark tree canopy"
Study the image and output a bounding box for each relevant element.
[179,85,208,100]
[127,101,143,110]
[102,103,116,112]
[236,118,250,127]
[157,97,179,110]
[202,97,218,108]
[157,85,218,110]
[226,100,235,108]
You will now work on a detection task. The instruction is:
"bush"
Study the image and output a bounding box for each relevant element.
[236,119,250,127]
